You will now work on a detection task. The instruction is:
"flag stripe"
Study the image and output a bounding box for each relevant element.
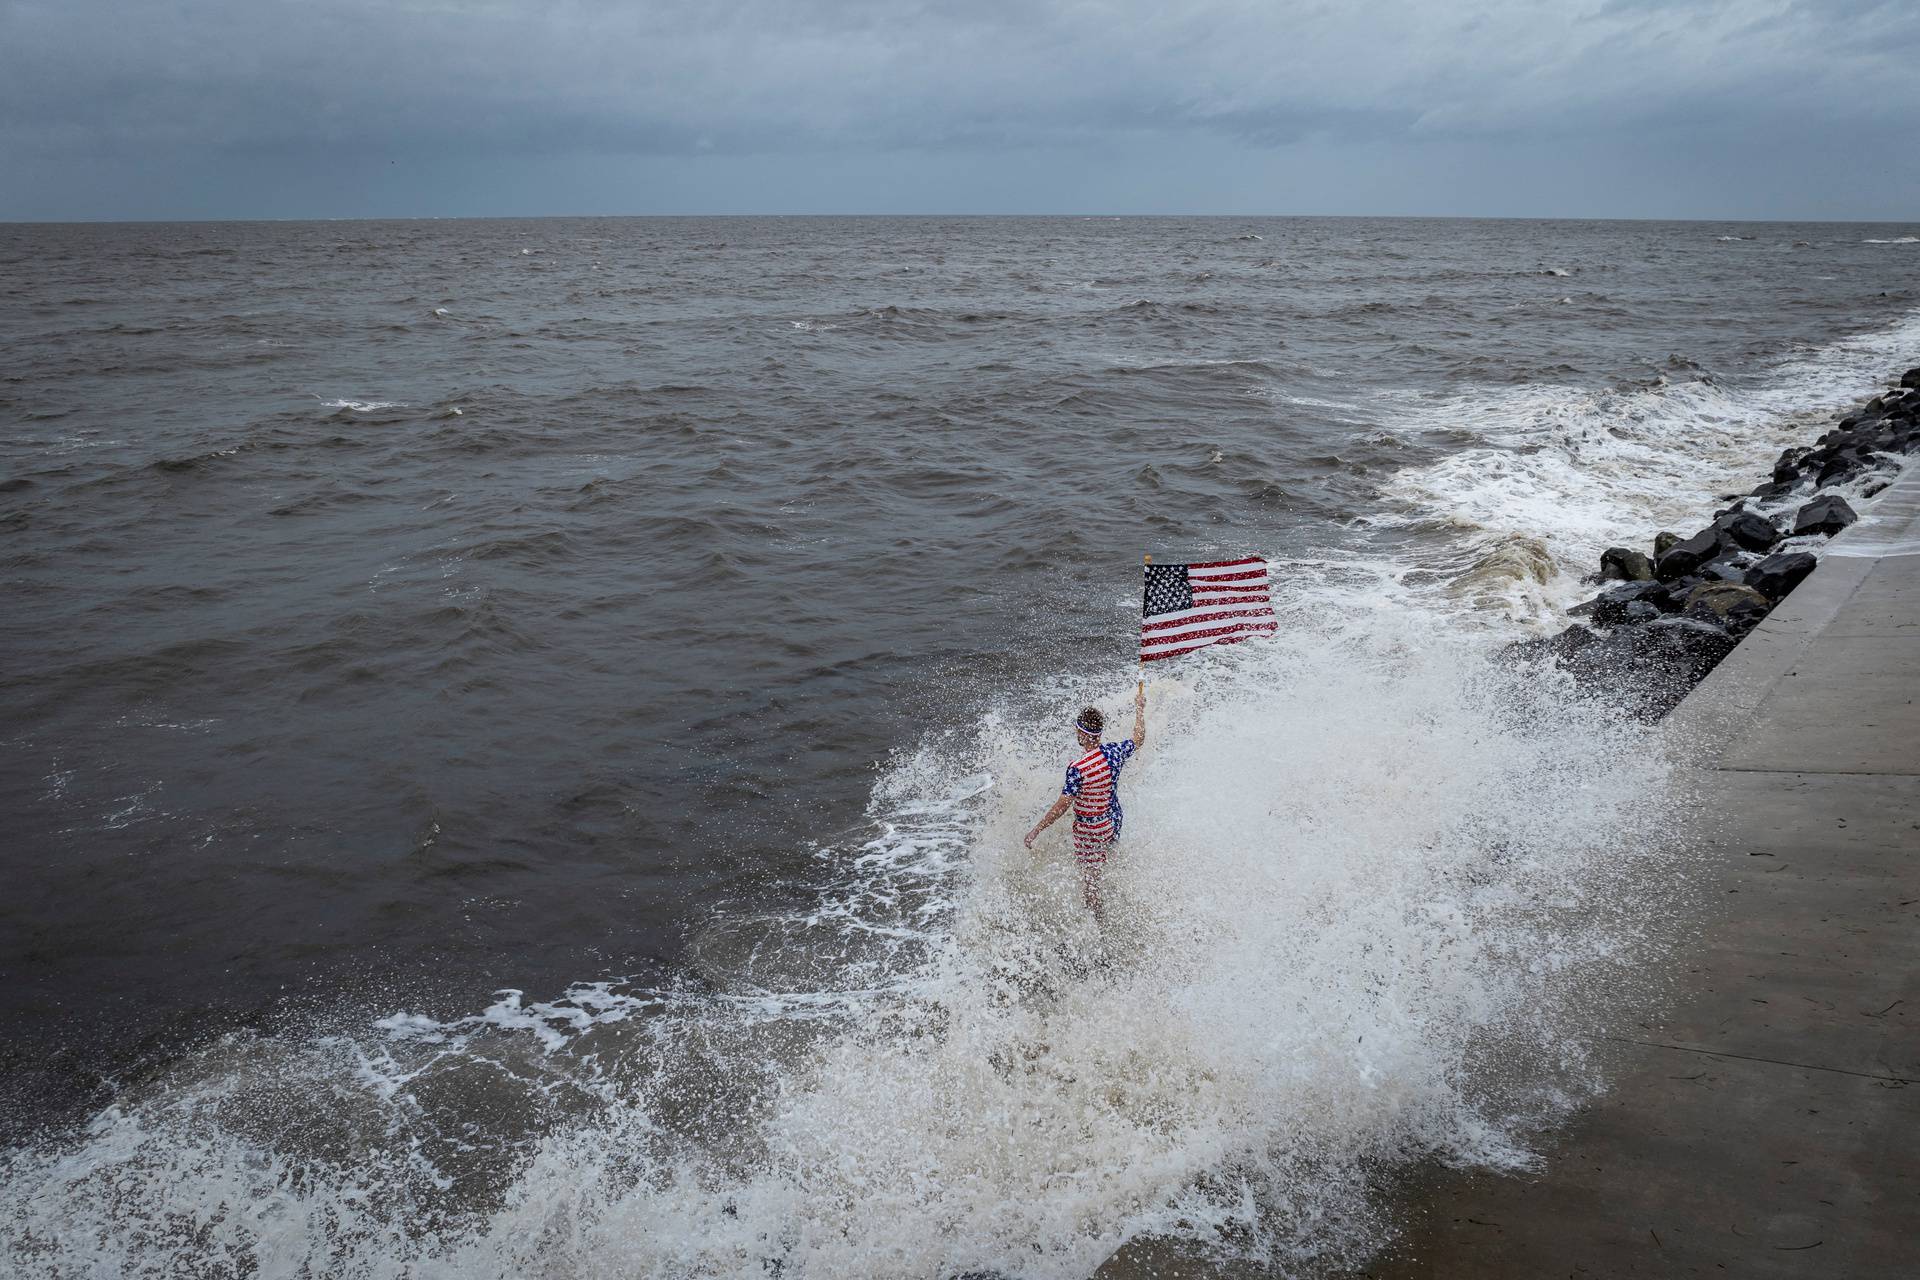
[1187,557,1264,571]
[1186,567,1268,583]
[1141,618,1279,647]
[1136,621,1274,652]
[1141,625,1277,660]
[1142,605,1278,633]
[1142,626,1277,653]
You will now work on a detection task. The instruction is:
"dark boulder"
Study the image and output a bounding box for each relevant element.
[1793,494,1858,538]
[1656,527,1724,580]
[1716,509,1783,554]
[1598,547,1655,582]
[1588,579,1669,626]
[1560,617,1738,721]
[1900,367,1920,389]
[1500,623,1597,670]
[1683,582,1773,635]
[1744,551,1818,601]
[1548,624,1598,658]
[1654,531,1680,559]
[1815,454,1869,488]
[1696,558,1752,584]
[1645,576,1699,611]
[1772,447,1809,482]
[1748,479,1800,502]
[1821,429,1875,454]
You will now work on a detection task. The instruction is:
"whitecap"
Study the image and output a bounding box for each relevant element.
[1863,235,1918,244]
[317,397,405,412]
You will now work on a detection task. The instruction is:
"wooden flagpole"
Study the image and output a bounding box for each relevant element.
[1139,554,1149,689]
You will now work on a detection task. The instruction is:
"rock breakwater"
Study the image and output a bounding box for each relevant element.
[1512,365,1920,719]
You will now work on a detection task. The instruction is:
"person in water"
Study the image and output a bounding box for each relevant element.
[1024,680,1146,920]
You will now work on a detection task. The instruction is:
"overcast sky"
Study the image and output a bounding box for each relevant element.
[3,0,1916,221]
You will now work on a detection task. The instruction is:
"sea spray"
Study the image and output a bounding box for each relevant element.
[1382,307,1920,624]
[0,604,1694,1278]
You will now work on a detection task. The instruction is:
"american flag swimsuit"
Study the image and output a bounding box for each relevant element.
[1063,740,1135,866]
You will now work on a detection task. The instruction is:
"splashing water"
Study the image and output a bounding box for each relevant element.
[1380,308,1920,624]
[0,603,1693,1278]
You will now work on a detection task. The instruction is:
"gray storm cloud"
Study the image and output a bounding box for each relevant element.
[2,0,1916,217]
[6,0,1916,152]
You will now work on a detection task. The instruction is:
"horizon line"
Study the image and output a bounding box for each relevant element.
[4,211,1917,227]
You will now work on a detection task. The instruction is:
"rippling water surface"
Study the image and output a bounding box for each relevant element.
[1,216,1915,1276]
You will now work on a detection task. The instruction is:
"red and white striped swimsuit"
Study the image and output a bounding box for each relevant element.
[1063,740,1133,866]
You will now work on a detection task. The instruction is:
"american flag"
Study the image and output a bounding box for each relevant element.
[1140,556,1278,662]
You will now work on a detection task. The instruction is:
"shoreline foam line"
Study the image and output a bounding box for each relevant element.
[1503,366,1920,721]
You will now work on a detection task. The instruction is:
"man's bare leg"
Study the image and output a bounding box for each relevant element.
[1079,863,1105,923]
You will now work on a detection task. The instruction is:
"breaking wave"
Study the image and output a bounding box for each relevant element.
[1379,308,1920,623]
[0,598,1691,1278]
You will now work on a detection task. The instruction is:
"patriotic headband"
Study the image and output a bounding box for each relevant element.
[1074,716,1101,735]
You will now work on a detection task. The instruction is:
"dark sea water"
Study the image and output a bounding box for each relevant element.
[1,216,1915,1277]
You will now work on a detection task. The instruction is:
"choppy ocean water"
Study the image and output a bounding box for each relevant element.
[1,215,1915,1276]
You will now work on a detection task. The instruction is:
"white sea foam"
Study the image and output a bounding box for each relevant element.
[1823,460,1919,557]
[1275,392,1360,413]
[317,396,406,412]
[0,606,1694,1278]
[1379,308,1920,624]
[1863,236,1918,244]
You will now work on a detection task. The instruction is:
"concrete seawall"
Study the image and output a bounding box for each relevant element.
[1357,464,1920,1278]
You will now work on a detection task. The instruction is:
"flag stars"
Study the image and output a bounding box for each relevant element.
[1143,564,1193,617]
